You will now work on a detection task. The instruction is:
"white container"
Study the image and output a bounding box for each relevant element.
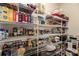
[16,11,18,22]
[55,36,60,42]
[2,31,5,39]
[4,29,8,39]
[68,42,72,49]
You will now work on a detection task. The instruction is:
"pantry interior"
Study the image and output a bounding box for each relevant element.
[0,3,78,56]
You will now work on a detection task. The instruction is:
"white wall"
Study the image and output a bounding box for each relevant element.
[45,3,79,36]
[44,3,59,14]
[59,3,79,36]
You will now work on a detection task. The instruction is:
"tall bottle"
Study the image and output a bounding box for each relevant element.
[0,28,3,40]
[28,39,32,48]
[4,29,8,39]
[27,14,32,23]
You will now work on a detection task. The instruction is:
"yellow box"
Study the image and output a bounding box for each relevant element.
[8,9,13,22]
[2,6,8,21]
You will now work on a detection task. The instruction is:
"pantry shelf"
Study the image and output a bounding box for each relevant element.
[38,34,61,38]
[53,16,69,22]
[66,48,77,54]
[51,47,65,56]
[38,24,61,28]
[52,41,62,46]
[37,47,64,56]
[0,3,17,10]
[19,3,34,14]
[0,36,37,43]
[37,24,68,29]
[25,44,46,56]
[0,21,36,26]
[0,3,69,56]
[46,15,69,22]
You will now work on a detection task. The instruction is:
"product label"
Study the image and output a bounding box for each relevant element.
[8,9,13,22]
[2,7,8,21]
[13,10,16,22]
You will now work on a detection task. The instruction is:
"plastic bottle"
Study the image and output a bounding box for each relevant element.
[16,11,18,22]
[4,29,8,39]
[13,27,17,36]
[27,14,32,23]
[2,28,5,40]
[18,12,22,22]
[17,45,25,56]
[23,14,27,23]
[0,28,3,40]
[28,39,32,48]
